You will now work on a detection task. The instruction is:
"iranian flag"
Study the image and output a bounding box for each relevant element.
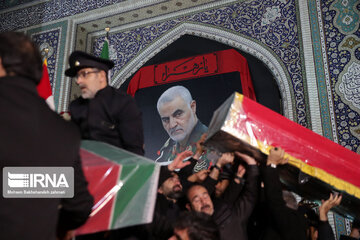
[100,34,112,83]
[37,58,55,110]
[76,140,160,235]
[100,36,109,60]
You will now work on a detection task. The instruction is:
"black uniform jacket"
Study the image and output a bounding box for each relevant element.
[70,86,144,155]
[0,76,93,240]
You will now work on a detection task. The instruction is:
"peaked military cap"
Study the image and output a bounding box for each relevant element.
[65,50,114,77]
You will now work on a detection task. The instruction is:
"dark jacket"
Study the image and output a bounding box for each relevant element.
[70,86,144,155]
[258,165,307,240]
[148,167,184,240]
[0,76,93,240]
[149,193,182,240]
[318,220,336,240]
[212,165,259,240]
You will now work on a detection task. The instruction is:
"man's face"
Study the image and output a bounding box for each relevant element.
[75,68,105,99]
[158,96,196,142]
[186,185,214,216]
[158,173,183,200]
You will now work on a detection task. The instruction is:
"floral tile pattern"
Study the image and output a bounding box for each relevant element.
[1,0,360,154]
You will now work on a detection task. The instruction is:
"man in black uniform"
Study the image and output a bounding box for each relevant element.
[0,32,93,240]
[65,51,144,155]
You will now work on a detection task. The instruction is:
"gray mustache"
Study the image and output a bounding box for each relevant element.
[170,127,183,135]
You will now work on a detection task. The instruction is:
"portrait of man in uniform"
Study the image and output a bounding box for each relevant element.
[155,85,209,172]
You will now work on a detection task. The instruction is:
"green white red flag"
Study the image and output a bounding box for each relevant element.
[76,140,159,235]
[100,37,109,60]
[100,36,112,83]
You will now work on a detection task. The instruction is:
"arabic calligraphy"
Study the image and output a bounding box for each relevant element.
[154,53,218,84]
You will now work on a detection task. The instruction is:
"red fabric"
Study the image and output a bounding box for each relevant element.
[239,95,360,188]
[36,59,53,100]
[127,49,256,101]
[76,149,121,235]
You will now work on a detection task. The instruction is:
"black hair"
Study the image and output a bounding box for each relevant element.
[0,32,42,84]
[185,183,207,201]
[173,211,220,240]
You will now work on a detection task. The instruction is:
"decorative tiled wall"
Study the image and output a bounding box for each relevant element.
[1,0,359,153]
[1,0,359,237]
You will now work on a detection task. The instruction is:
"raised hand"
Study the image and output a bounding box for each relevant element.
[319,193,342,221]
[187,169,210,183]
[217,152,235,167]
[235,151,257,165]
[237,164,246,178]
[168,150,193,171]
[193,133,207,160]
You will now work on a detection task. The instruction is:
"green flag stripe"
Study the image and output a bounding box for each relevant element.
[100,38,109,60]
[110,168,158,228]
[80,141,158,229]
[110,164,156,228]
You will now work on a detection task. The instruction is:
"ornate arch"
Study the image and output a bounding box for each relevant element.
[111,23,295,121]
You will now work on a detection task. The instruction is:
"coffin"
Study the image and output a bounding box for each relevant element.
[205,92,360,218]
[76,140,159,235]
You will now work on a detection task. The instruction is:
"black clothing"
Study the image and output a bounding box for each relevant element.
[318,220,336,240]
[212,165,259,240]
[70,86,144,155]
[340,236,359,240]
[149,193,182,240]
[258,165,307,240]
[0,76,93,240]
[145,166,182,239]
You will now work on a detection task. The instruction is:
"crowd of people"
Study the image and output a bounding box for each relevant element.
[0,31,358,240]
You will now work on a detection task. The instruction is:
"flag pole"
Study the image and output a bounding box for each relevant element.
[105,27,110,39]
[37,47,55,111]
[44,48,49,59]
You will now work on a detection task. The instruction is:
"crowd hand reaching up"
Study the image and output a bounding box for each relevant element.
[187,169,210,183]
[209,152,234,181]
[319,193,342,221]
[237,164,246,178]
[168,150,193,171]
[234,152,257,165]
[217,152,235,168]
[234,164,246,184]
[267,147,288,166]
[193,133,207,160]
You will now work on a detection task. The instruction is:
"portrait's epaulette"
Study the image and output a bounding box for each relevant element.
[158,138,172,153]
[163,138,171,148]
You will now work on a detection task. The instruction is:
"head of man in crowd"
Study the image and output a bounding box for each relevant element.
[157,86,198,145]
[158,169,183,201]
[65,51,114,99]
[186,184,214,216]
[169,211,220,240]
[0,32,42,82]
